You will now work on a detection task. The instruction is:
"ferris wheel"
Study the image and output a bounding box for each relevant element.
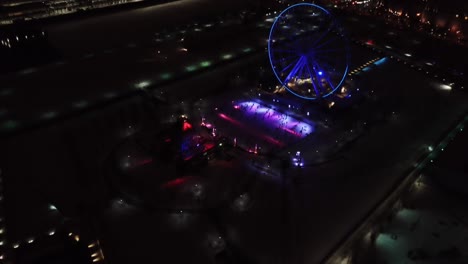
[268,3,350,100]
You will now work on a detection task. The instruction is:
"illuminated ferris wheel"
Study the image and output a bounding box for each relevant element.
[268,3,350,100]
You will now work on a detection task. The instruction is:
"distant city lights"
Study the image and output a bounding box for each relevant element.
[439,84,452,91]
[135,80,151,89]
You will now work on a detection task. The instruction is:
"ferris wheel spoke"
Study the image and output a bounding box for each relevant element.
[314,50,339,60]
[278,60,297,74]
[311,61,327,78]
[313,34,340,50]
[273,48,298,56]
[305,61,321,96]
[313,41,344,51]
[314,54,341,69]
[284,29,304,43]
[307,25,329,43]
[298,60,308,79]
[315,60,340,92]
[274,52,302,63]
[294,56,308,81]
[278,52,300,65]
[311,48,345,55]
[279,59,303,71]
[310,18,335,48]
[322,75,336,92]
[315,63,338,79]
[283,56,304,84]
[284,40,302,50]
[310,64,329,93]
[309,27,332,49]
[273,51,300,61]
[316,63,336,90]
[274,55,302,66]
[317,15,328,31]
[301,34,318,45]
[273,48,299,54]
[304,53,339,67]
[324,76,336,91]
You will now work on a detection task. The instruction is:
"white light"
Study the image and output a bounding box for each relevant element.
[135,81,151,89]
[48,230,56,236]
[27,238,34,244]
[13,243,20,249]
[439,84,452,91]
[404,53,412,57]
[428,146,433,151]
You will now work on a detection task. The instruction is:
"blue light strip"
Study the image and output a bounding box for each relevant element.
[374,57,387,66]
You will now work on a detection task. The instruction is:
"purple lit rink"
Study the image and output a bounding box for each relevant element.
[212,100,315,152]
[236,101,313,138]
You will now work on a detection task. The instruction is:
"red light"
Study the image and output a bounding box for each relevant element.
[282,127,301,137]
[204,142,215,151]
[183,120,192,131]
[135,158,153,167]
[161,177,189,188]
